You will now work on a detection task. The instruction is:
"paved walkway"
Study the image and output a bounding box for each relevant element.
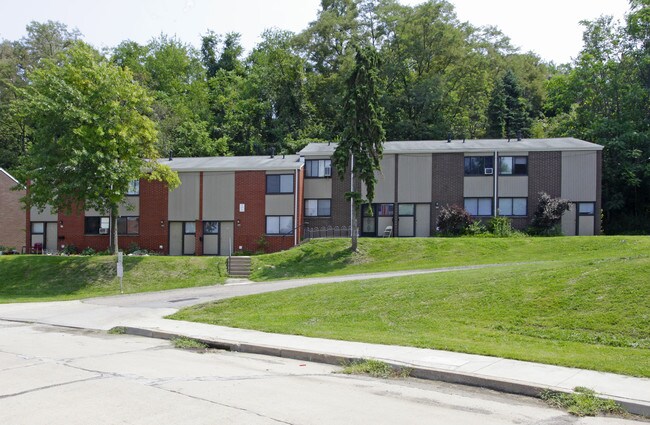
[1,265,648,416]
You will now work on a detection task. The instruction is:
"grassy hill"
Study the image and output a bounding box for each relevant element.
[251,236,649,280]
[0,255,226,302]
[173,236,650,377]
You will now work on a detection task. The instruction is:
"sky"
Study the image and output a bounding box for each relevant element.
[0,0,631,64]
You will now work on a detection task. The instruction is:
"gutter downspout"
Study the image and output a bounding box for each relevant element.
[494,150,498,217]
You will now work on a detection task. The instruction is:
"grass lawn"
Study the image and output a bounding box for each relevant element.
[251,236,650,280]
[0,255,226,303]
[173,236,650,377]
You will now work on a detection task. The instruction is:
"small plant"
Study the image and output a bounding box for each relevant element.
[465,220,487,236]
[108,326,127,335]
[61,244,78,255]
[341,359,411,378]
[528,192,570,235]
[126,242,141,254]
[488,216,513,237]
[81,247,96,256]
[256,235,269,254]
[540,387,624,417]
[171,336,208,351]
[437,204,473,236]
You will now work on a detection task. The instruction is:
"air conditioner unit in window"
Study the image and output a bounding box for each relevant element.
[484,168,494,175]
[99,228,109,234]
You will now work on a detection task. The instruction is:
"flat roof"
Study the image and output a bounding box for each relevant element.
[299,138,603,155]
[158,155,303,172]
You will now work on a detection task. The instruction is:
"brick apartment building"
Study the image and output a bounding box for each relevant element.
[22,138,602,255]
[0,168,25,250]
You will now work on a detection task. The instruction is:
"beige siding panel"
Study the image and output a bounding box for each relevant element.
[30,206,57,221]
[168,172,200,221]
[304,179,332,199]
[374,155,395,203]
[265,194,294,215]
[398,155,432,203]
[203,234,219,255]
[561,205,576,236]
[398,217,414,236]
[377,217,393,236]
[498,176,528,197]
[578,216,595,236]
[183,234,196,255]
[118,197,140,216]
[203,172,235,221]
[561,151,597,201]
[416,204,431,237]
[220,222,234,256]
[169,222,183,256]
[46,222,57,252]
[464,177,494,197]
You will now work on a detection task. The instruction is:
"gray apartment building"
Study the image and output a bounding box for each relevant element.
[300,138,602,237]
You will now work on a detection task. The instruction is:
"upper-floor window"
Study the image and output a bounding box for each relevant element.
[266,174,294,194]
[464,156,494,176]
[305,199,331,217]
[499,157,528,176]
[127,180,140,195]
[305,159,332,178]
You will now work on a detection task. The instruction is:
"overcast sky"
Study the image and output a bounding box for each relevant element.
[0,0,630,64]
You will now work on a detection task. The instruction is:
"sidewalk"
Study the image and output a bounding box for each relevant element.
[122,317,650,417]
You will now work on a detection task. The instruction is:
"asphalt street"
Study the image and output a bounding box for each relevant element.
[0,321,644,425]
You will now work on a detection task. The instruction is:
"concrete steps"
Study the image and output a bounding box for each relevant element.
[227,256,251,278]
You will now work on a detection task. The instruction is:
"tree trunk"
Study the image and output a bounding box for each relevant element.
[110,205,119,255]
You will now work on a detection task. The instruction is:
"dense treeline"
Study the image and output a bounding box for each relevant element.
[0,0,648,233]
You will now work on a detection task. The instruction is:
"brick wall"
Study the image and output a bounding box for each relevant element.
[0,171,25,249]
[53,179,169,254]
[234,171,267,253]
[528,151,562,218]
[431,153,464,230]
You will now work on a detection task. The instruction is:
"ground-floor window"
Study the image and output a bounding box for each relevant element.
[464,198,492,217]
[31,222,45,235]
[578,202,595,216]
[203,221,219,234]
[184,221,196,235]
[266,216,293,235]
[497,198,527,216]
[118,217,139,235]
[85,217,110,235]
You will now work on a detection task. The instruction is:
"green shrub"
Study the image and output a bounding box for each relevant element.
[126,242,141,254]
[61,244,78,255]
[465,220,487,236]
[488,217,513,237]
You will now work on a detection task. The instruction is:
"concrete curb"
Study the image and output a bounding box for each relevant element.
[120,326,649,418]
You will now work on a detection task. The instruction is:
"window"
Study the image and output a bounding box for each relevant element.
[117,217,140,235]
[499,157,528,175]
[266,216,293,235]
[85,217,110,234]
[377,203,394,217]
[184,222,196,234]
[266,174,294,194]
[498,198,527,216]
[398,204,414,216]
[464,156,494,175]
[464,198,493,216]
[127,180,140,195]
[203,221,219,234]
[31,222,45,234]
[305,159,332,178]
[578,202,595,216]
[305,199,331,217]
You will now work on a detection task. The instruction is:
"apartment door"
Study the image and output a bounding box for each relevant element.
[169,222,183,255]
[202,221,220,255]
[397,204,415,237]
[45,222,58,252]
[415,204,431,237]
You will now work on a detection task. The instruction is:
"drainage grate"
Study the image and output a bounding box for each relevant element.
[168,297,199,303]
